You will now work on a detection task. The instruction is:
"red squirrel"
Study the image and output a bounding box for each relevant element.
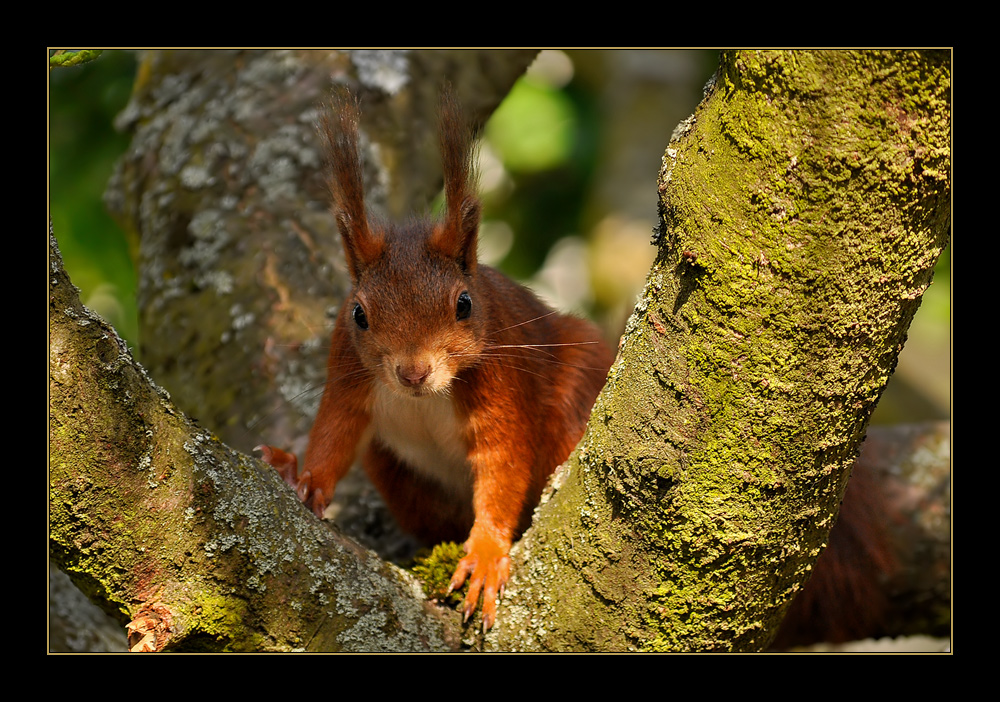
[259,90,613,630]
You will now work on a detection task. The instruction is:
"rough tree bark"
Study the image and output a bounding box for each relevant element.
[49,49,950,652]
[49,230,460,651]
[490,50,950,651]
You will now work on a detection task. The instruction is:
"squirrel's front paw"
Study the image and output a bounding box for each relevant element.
[256,445,298,485]
[447,532,511,632]
[256,446,329,518]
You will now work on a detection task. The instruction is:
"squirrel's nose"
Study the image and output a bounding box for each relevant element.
[396,361,431,388]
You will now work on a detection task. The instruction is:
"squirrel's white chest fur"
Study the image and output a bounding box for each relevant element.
[369,385,472,500]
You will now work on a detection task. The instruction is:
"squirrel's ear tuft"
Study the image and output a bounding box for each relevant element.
[432,84,481,273]
[321,89,384,279]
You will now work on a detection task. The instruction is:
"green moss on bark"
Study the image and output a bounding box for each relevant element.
[494,50,949,652]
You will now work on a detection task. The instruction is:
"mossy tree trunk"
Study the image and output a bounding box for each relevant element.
[492,49,950,651]
[50,50,950,652]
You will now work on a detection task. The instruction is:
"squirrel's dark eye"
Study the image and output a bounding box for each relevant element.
[456,291,472,321]
[352,302,369,330]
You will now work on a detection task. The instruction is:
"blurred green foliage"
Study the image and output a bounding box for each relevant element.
[482,76,601,279]
[49,50,139,345]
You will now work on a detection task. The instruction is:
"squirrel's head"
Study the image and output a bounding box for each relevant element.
[322,88,485,397]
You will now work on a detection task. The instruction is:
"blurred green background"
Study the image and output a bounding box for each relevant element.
[50,50,138,344]
[48,49,949,425]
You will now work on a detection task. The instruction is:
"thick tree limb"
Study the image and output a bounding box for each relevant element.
[489,50,950,651]
[49,231,461,651]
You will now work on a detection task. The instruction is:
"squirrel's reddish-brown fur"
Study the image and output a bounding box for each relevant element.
[771,460,900,648]
[261,89,613,630]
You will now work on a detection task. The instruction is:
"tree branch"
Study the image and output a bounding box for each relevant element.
[49,230,461,651]
[490,49,950,651]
